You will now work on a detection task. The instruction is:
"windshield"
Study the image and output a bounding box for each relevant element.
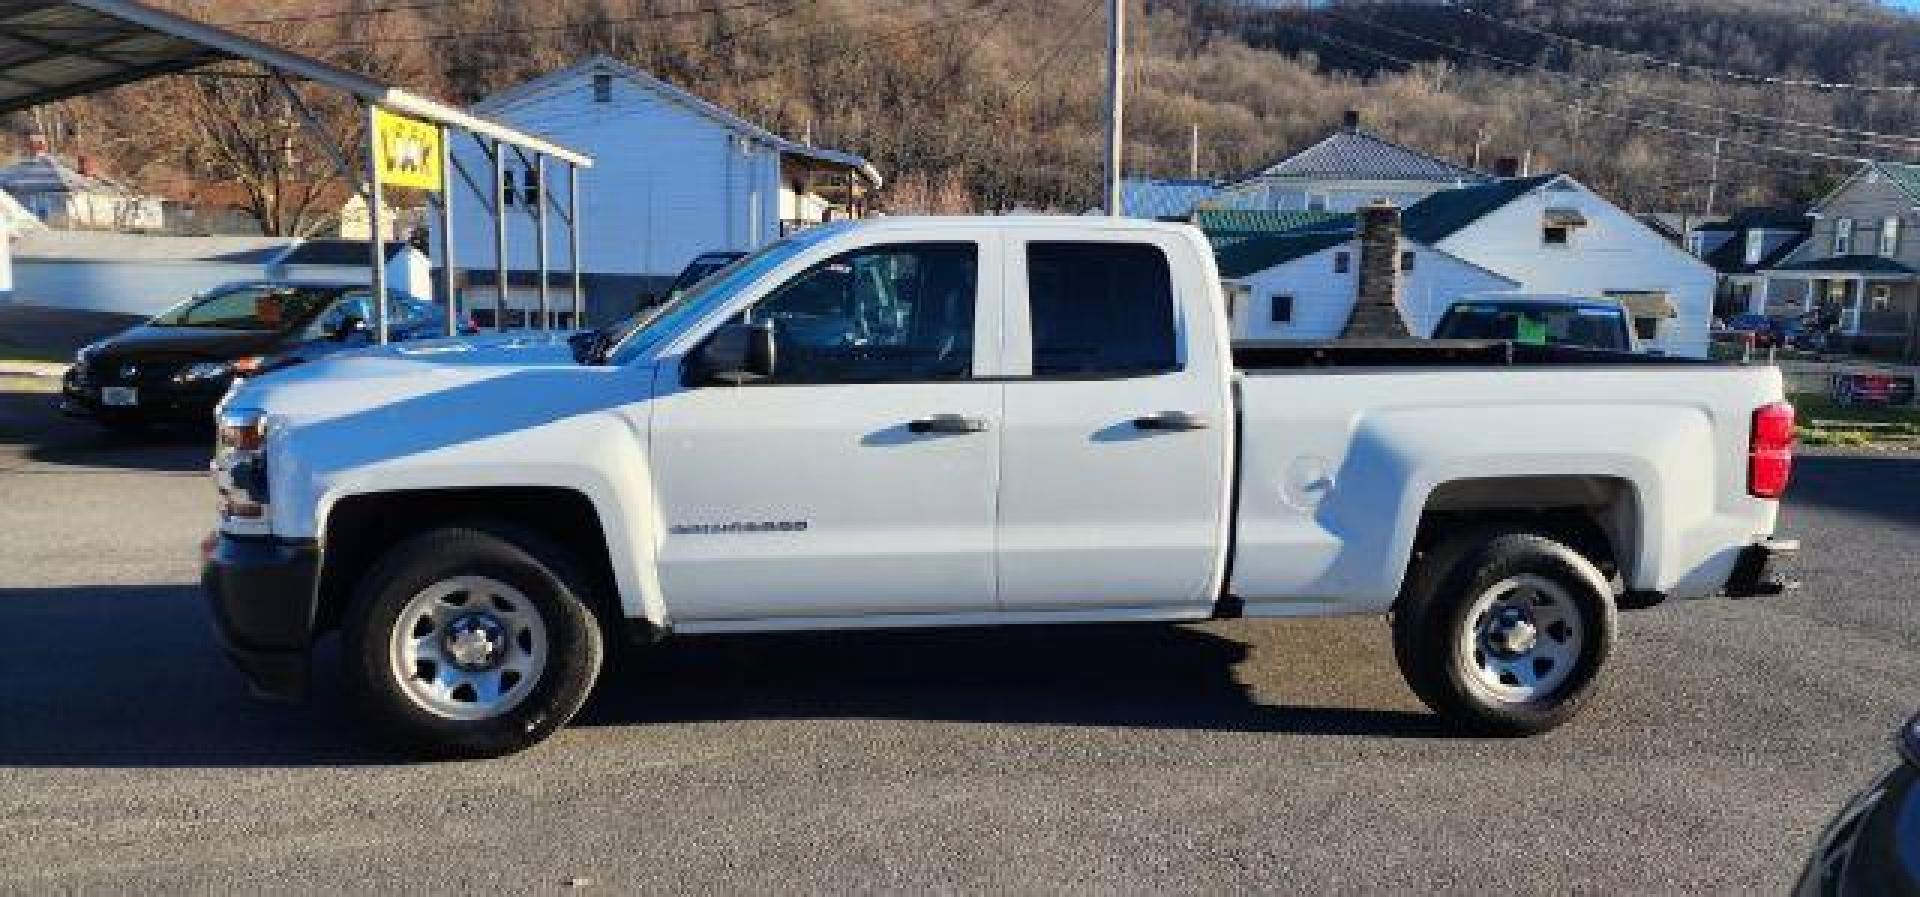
[602,235,822,364]
[150,284,345,332]
[1435,302,1629,351]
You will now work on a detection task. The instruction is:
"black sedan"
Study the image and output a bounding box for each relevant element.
[62,281,465,431]
[1796,711,1920,895]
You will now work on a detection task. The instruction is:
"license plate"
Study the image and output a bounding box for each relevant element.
[101,387,138,407]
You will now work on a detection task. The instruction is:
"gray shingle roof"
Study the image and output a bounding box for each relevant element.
[1244,129,1488,184]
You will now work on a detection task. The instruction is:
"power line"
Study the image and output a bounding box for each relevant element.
[1319,7,1920,153]
[217,0,473,27]
[297,0,800,48]
[1440,0,1920,95]
[1274,19,1863,169]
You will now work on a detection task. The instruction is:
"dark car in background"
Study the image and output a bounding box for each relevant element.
[62,281,465,431]
[661,251,747,303]
[1432,295,1638,352]
[1796,711,1920,895]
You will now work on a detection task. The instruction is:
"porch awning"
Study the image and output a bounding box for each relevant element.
[1544,207,1589,227]
[1611,291,1677,319]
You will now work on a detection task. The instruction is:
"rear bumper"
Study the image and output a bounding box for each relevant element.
[202,534,321,701]
[1724,537,1799,598]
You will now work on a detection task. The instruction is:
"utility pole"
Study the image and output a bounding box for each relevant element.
[1189,123,1200,179]
[1705,137,1726,217]
[1103,0,1125,215]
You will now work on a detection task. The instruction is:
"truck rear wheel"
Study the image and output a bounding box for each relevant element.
[341,526,604,759]
[1393,530,1617,736]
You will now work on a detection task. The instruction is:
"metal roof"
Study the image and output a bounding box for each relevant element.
[1119,177,1219,219]
[0,0,590,167]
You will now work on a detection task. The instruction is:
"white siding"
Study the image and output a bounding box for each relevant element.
[11,261,263,316]
[1437,181,1717,357]
[438,68,782,282]
[1230,244,1516,341]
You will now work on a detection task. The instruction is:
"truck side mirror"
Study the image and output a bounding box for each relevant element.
[686,322,776,385]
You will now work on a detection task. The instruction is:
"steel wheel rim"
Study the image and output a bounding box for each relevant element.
[388,575,548,721]
[1456,574,1584,703]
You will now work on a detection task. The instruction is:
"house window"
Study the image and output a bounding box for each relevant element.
[1872,285,1892,311]
[1399,250,1416,272]
[523,167,541,209]
[1543,225,1570,245]
[593,73,613,103]
[1883,217,1901,258]
[501,168,517,207]
[1270,294,1294,323]
[1306,193,1330,211]
[1835,217,1854,254]
[1333,251,1350,274]
[1632,317,1660,341]
[1744,230,1766,266]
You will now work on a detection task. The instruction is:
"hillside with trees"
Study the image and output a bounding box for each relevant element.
[15,0,1920,232]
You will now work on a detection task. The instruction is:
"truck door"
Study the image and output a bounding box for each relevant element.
[995,237,1234,613]
[647,238,1004,623]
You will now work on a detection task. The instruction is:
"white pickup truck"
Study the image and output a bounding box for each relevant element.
[203,217,1798,758]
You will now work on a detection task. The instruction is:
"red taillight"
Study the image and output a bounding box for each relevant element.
[1749,402,1795,498]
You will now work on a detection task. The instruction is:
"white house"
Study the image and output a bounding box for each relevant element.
[0,151,164,231]
[1214,226,1518,341]
[1402,174,1718,357]
[438,55,882,327]
[1211,111,1489,214]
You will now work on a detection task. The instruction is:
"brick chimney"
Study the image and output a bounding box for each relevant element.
[1493,156,1520,178]
[25,132,48,156]
[1341,201,1413,339]
[76,154,98,177]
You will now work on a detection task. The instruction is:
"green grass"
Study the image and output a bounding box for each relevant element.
[1790,392,1920,447]
[1789,393,1920,432]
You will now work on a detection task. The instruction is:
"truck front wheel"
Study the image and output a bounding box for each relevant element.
[1393,530,1618,736]
[341,526,604,759]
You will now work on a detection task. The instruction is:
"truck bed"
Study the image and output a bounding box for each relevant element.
[1232,339,1720,370]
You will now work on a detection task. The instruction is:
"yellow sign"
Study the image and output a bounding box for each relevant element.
[372,108,442,192]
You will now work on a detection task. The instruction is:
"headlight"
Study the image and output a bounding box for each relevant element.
[177,356,265,383]
[177,361,231,382]
[215,407,271,521]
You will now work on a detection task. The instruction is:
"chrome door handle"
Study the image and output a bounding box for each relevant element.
[909,414,989,434]
[1133,411,1210,432]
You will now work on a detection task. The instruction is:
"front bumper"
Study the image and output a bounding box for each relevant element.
[1724,537,1799,598]
[202,533,321,701]
[62,366,228,424]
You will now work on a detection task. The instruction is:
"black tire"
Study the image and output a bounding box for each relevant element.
[1393,528,1618,736]
[341,525,604,759]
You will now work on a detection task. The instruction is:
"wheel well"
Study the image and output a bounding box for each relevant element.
[1410,476,1639,586]
[317,487,620,635]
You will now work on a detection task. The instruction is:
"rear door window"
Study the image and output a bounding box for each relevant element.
[1026,242,1178,376]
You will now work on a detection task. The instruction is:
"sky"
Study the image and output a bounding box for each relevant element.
[1882,0,1920,10]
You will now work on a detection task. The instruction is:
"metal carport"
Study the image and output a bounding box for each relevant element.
[0,0,594,341]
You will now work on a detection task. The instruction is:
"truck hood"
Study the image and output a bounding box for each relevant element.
[225,333,630,427]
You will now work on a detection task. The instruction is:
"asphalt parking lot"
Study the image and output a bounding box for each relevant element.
[2,383,1917,893]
